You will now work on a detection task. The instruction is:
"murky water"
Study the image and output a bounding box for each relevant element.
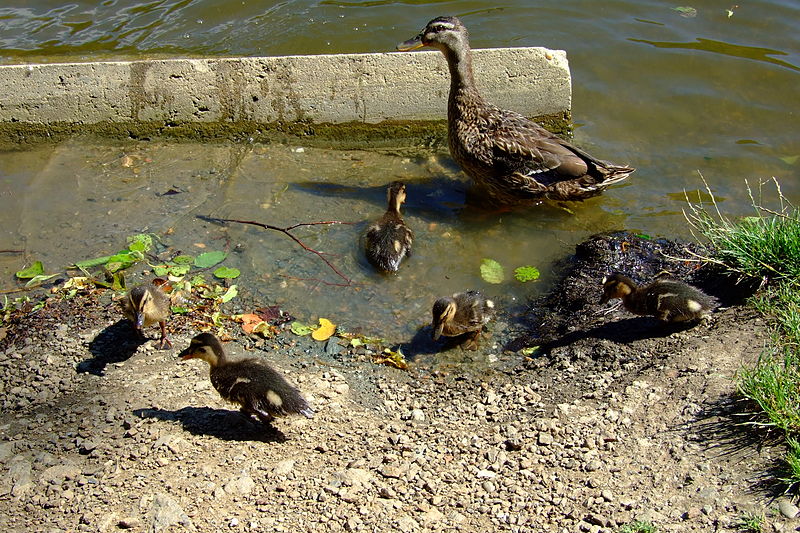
[0,1,798,347]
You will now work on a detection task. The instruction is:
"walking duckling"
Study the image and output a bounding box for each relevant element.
[431,290,495,350]
[365,181,413,272]
[120,279,172,349]
[600,273,718,323]
[179,333,314,424]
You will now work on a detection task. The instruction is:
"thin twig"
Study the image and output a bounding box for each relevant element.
[0,250,24,254]
[199,215,355,286]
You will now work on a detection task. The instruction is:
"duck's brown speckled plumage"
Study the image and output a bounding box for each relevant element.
[120,280,172,349]
[365,181,413,272]
[600,273,718,323]
[431,290,495,350]
[398,16,634,206]
[180,333,314,424]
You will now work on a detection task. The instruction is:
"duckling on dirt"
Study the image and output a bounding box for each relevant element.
[120,279,172,349]
[365,181,413,272]
[431,290,495,350]
[600,273,718,323]
[179,333,314,424]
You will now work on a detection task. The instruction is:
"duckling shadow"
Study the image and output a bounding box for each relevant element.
[400,326,478,361]
[133,407,287,443]
[537,317,698,352]
[78,320,143,375]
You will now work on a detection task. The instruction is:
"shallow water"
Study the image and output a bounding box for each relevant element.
[0,1,798,349]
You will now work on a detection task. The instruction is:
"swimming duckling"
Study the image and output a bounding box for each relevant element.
[431,290,495,350]
[365,181,413,272]
[600,273,718,323]
[179,333,314,424]
[120,280,172,349]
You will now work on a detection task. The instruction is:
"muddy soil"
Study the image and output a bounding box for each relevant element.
[0,232,797,533]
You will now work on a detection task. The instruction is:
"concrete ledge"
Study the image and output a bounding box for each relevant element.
[0,48,570,142]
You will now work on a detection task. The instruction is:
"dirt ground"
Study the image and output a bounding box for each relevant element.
[1,232,798,533]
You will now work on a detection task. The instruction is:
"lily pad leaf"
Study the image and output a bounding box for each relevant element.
[291,321,314,336]
[312,318,336,341]
[514,266,540,283]
[16,261,44,279]
[195,251,227,268]
[480,258,505,284]
[173,255,194,265]
[213,266,240,279]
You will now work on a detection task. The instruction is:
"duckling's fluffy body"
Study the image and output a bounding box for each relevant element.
[431,290,495,350]
[120,281,172,349]
[600,273,718,323]
[180,333,314,423]
[398,17,633,205]
[365,181,413,272]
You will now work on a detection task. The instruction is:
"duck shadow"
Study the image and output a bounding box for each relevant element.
[133,406,287,443]
[534,316,700,353]
[78,320,144,375]
[400,326,485,361]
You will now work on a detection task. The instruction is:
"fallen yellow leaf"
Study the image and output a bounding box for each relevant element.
[312,317,336,341]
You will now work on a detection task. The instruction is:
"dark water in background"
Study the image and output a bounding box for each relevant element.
[0,1,797,343]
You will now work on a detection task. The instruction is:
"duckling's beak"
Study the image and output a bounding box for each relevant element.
[432,321,445,341]
[397,34,425,51]
[135,312,145,329]
[178,347,198,361]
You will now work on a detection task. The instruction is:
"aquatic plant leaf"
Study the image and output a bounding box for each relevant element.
[16,261,44,279]
[213,266,241,279]
[312,318,336,341]
[194,251,227,268]
[520,346,541,356]
[74,255,114,270]
[672,6,697,17]
[291,321,313,336]
[189,275,206,287]
[635,233,652,240]
[172,255,194,265]
[127,233,154,252]
[780,155,799,165]
[25,273,59,287]
[514,266,540,283]
[480,258,505,284]
[171,306,190,315]
[375,348,408,370]
[105,251,140,272]
[220,285,238,303]
[350,338,364,348]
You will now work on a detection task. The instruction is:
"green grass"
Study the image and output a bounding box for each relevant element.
[685,176,800,491]
[618,521,657,533]
[736,511,765,532]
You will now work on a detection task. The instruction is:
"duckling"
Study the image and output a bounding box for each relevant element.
[431,290,495,350]
[120,280,172,349]
[365,181,413,272]
[600,273,718,323]
[397,17,633,205]
[179,333,314,424]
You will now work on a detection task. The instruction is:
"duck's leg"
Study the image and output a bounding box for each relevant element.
[156,321,173,350]
[462,329,482,351]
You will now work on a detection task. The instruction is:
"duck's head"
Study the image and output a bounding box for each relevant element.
[179,332,225,367]
[387,181,407,211]
[431,296,458,340]
[397,16,469,55]
[600,273,635,304]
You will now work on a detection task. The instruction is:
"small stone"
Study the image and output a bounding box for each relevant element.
[538,432,553,446]
[778,499,800,519]
[117,517,141,529]
[585,459,602,472]
[272,459,295,477]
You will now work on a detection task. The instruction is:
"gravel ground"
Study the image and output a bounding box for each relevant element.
[1,233,798,533]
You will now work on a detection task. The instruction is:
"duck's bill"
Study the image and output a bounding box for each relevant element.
[396,35,424,51]
[178,349,197,360]
[432,322,444,340]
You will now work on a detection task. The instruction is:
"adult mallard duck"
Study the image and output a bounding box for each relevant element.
[431,290,495,350]
[397,16,634,206]
[600,273,718,323]
[179,333,314,424]
[365,181,413,272]
[120,279,172,349]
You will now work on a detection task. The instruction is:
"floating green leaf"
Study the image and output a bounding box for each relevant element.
[480,258,505,284]
[171,306,190,315]
[213,266,241,279]
[780,155,799,165]
[73,255,114,270]
[172,255,194,265]
[514,266,540,283]
[16,261,44,279]
[105,252,140,273]
[520,346,541,356]
[635,233,652,240]
[189,275,206,287]
[25,273,59,288]
[291,321,314,336]
[195,251,227,268]
[672,6,697,17]
[127,233,154,252]
[220,285,238,303]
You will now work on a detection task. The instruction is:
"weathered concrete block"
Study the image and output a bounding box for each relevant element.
[0,48,570,128]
